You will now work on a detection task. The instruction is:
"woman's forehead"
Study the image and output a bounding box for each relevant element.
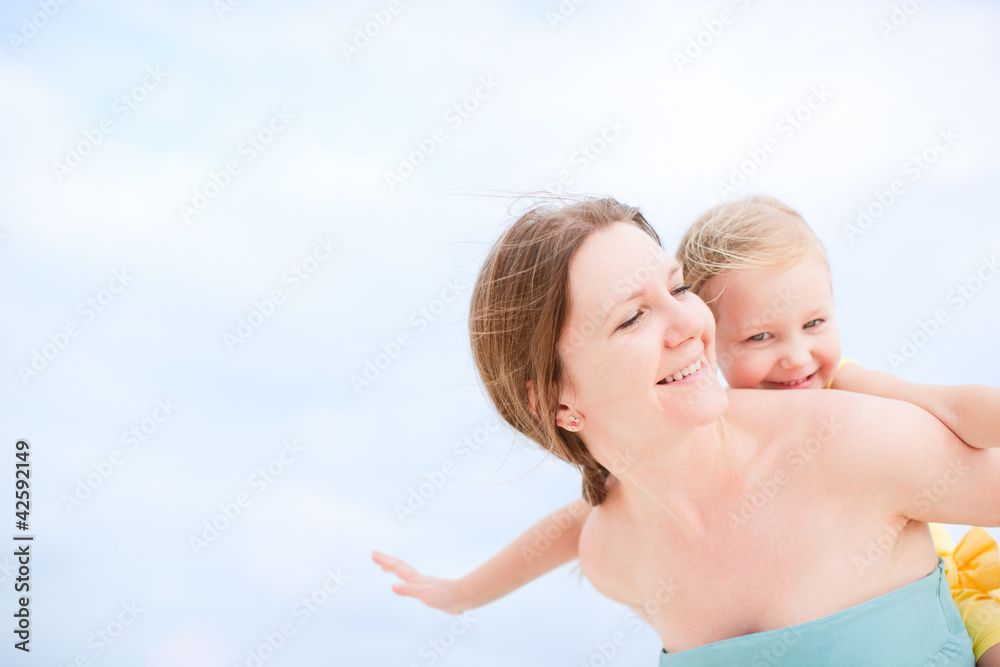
[570,224,674,288]
[566,224,677,322]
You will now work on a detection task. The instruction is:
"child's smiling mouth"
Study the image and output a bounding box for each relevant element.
[764,370,818,389]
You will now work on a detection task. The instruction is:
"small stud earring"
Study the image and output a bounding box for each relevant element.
[567,416,581,431]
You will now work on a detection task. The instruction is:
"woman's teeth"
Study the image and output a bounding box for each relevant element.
[658,358,703,385]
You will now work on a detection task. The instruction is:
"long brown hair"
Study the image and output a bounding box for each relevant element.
[469,197,661,506]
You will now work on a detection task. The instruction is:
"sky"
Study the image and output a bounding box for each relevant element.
[1,0,999,665]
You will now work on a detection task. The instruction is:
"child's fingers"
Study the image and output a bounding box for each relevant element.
[372,551,407,571]
[393,582,441,607]
[372,552,423,582]
[392,582,415,597]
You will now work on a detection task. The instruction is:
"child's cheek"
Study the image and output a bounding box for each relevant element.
[719,345,756,389]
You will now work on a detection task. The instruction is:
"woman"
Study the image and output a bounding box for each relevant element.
[399,197,1000,664]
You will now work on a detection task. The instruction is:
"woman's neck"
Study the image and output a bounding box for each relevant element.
[603,415,747,540]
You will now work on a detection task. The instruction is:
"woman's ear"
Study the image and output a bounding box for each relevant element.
[528,380,583,431]
[554,402,583,431]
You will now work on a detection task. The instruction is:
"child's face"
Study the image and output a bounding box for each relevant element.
[705,255,841,391]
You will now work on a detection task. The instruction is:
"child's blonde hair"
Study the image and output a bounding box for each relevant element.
[677,195,828,308]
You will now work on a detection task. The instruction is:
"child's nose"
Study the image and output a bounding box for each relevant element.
[779,343,811,370]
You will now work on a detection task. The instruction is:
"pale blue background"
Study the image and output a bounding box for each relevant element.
[1,1,998,665]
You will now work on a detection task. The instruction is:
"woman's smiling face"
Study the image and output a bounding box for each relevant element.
[556,223,728,439]
[706,255,842,391]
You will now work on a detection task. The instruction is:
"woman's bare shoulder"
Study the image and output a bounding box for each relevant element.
[728,388,949,480]
[722,388,904,466]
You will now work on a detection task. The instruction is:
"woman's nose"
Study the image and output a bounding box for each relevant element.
[662,300,704,348]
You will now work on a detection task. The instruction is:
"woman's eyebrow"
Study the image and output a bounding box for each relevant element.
[601,264,681,325]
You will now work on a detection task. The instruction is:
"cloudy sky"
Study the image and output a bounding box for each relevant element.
[2,0,998,665]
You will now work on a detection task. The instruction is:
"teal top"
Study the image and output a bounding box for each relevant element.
[659,558,973,666]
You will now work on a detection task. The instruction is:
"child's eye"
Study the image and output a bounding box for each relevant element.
[672,284,692,298]
[804,319,823,329]
[747,332,772,342]
[617,310,643,331]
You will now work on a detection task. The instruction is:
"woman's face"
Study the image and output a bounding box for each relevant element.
[556,223,728,443]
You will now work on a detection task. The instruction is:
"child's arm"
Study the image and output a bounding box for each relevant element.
[831,362,1000,449]
[980,644,1000,667]
[373,498,591,614]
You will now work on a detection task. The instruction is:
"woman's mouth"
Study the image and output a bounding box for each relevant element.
[764,371,818,389]
[656,356,708,386]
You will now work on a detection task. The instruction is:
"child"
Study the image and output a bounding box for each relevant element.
[374,195,1000,665]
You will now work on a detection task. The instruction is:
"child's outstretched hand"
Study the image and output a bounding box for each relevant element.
[372,551,469,615]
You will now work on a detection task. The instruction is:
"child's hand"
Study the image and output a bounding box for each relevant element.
[372,551,470,615]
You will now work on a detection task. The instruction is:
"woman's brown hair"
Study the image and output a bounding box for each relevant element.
[469,197,661,506]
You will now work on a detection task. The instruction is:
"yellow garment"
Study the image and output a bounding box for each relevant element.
[930,523,1000,661]
[825,358,857,389]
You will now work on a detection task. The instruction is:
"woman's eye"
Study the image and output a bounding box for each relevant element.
[804,319,823,329]
[672,284,692,298]
[747,332,772,342]
[617,311,643,331]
